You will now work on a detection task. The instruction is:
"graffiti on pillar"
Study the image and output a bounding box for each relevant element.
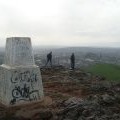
[11,71,38,83]
[10,70,40,105]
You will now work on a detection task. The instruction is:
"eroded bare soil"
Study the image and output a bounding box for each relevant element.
[0,67,120,120]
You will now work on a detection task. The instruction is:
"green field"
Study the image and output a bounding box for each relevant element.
[85,64,120,82]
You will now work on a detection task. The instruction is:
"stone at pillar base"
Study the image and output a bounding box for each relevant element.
[0,64,44,105]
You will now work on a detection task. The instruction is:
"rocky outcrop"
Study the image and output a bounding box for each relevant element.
[0,68,119,120]
[56,94,120,120]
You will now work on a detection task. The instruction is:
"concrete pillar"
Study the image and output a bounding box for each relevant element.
[0,37,44,105]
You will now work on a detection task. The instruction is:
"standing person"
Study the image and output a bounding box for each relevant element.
[45,52,52,67]
[70,53,75,70]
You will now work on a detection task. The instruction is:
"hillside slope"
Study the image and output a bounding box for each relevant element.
[85,63,120,81]
[0,67,120,120]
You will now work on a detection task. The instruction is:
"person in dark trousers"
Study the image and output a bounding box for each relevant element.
[70,53,75,70]
[45,52,52,67]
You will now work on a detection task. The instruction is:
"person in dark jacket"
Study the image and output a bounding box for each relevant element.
[70,53,75,70]
[45,52,52,67]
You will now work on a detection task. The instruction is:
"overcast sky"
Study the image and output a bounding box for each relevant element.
[0,0,120,47]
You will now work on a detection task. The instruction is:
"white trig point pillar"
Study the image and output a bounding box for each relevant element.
[0,37,44,105]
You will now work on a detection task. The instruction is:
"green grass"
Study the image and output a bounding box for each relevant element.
[85,63,120,82]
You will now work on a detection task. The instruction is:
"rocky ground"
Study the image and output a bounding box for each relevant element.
[0,66,120,120]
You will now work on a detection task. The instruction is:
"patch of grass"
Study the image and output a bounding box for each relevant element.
[85,63,120,82]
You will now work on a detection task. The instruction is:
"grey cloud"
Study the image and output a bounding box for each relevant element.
[0,0,120,47]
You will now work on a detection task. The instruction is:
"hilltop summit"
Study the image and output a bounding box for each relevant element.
[0,67,120,120]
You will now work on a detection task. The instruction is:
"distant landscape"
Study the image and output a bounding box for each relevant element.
[0,46,120,82]
[33,46,120,68]
[34,46,120,82]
